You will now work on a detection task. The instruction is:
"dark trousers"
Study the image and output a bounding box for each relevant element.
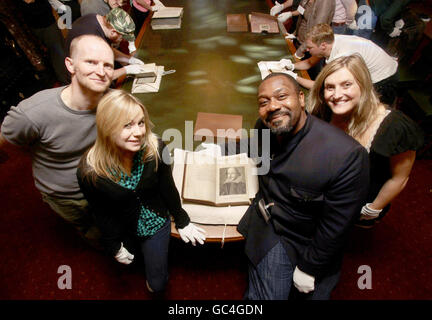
[245,241,341,300]
[139,218,171,292]
[374,71,399,106]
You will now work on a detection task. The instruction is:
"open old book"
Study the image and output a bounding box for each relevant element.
[173,150,259,207]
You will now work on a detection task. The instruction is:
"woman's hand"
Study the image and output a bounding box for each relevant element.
[178,223,206,246]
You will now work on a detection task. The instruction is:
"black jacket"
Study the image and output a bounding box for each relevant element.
[77,140,190,255]
[237,114,370,279]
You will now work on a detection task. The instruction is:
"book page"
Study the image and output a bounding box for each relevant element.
[213,154,253,205]
[182,152,217,204]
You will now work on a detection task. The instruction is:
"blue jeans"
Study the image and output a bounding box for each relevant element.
[332,25,347,35]
[245,242,340,300]
[353,0,378,39]
[139,218,171,292]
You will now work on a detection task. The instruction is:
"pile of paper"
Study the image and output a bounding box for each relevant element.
[151,7,184,30]
[257,59,294,79]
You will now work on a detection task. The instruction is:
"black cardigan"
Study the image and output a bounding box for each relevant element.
[77,140,190,255]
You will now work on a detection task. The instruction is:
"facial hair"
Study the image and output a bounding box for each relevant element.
[266,109,294,135]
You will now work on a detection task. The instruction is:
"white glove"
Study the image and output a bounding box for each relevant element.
[280,58,295,71]
[394,19,405,29]
[128,41,137,53]
[178,223,206,246]
[389,27,402,38]
[114,242,134,265]
[277,12,293,23]
[359,203,382,220]
[285,33,296,40]
[128,56,144,65]
[293,266,315,293]
[270,1,284,16]
[124,64,149,75]
[347,20,359,30]
[197,142,222,157]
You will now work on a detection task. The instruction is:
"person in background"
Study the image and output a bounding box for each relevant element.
[331,0,358,35]
[65,7,147,80]
[0,35,115,248]
[270,0,335,59]
[77,89,206,293]
[80,0,125,16]
[354,0,412,40]
[130,0,165,36]
[283,23,399,105]
[18,0,68,84]
[236,72,369,299]
[307,54,423,228]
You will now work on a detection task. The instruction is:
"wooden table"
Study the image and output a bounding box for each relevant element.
[121,0,310,243]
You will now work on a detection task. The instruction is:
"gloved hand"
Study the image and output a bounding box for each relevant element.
[124,64,149,75]
[394,19,405,29]
[347,20,358,30]
[128,42,137,53]
[285,33,296,40]
[389,27,402,38]
[197,142,222,157]
[128,56,144,65]
[114,242,134,265]
[293,266,315,293]
[359,203,382,220]
[277,12,293,23]
[270,1,284,16]
[178,223,206,246]
[280,58,295,71]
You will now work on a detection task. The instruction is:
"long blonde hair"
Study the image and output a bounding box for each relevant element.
[85,89,160,182]
[307,54,382,139]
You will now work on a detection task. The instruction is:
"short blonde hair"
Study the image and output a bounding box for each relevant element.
[306,23,335,46]
[86,89,160,181]
[307,54,382,139]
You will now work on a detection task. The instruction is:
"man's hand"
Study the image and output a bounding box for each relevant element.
[270,1,284,16]
[280,58,295,71]
[277,12,293,23]
[347,20,358,30]
[128,57,144,65]
[124,64,149,75]
[293,266,315,293]
[389,27,402,38]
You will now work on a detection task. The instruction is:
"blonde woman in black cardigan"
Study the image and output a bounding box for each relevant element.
[77,89,205,293]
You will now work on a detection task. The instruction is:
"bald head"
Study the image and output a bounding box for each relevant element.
[69,34,113,60]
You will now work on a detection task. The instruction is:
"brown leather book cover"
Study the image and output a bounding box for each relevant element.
[249,12,279,33]
[193,112,243,141]
[227,14,248,32]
